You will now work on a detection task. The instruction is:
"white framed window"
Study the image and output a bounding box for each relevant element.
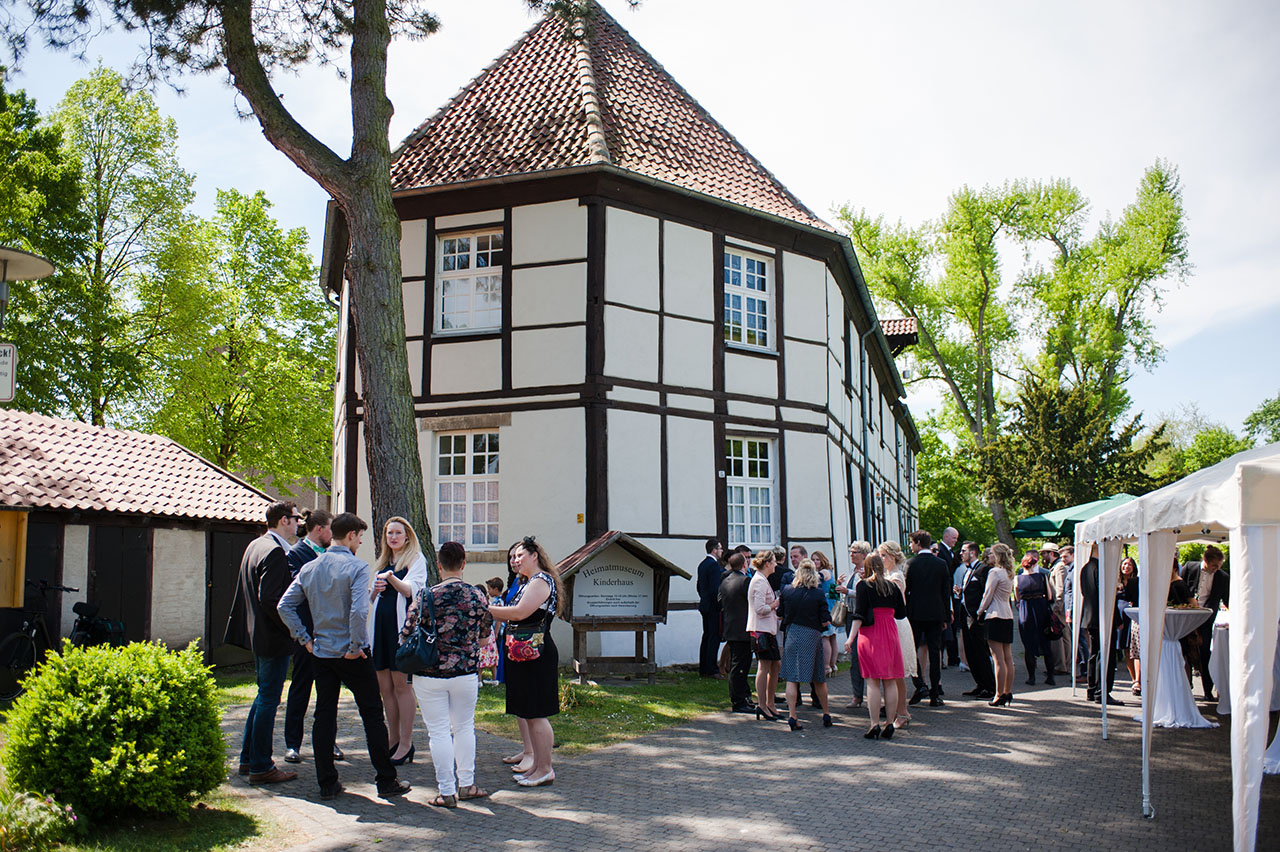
[722,247,772,350]
[435,230,504,332]
[434,431,499,548]
[725,436,776,548]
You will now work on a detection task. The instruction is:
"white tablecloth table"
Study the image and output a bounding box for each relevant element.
[1208,612,1280,775]
[1126,607,1217,729]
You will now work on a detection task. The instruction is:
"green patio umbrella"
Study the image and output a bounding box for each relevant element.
[1011,493,1137,540]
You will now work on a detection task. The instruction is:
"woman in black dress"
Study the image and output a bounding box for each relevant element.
[1116,557,1140,693]
[489,536,562,787]
[1015,552,1056,686]
[369,517,428,764]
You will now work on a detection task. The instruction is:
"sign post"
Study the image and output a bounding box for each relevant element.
[0,342,15,403]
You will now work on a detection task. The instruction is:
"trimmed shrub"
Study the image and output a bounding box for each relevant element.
[0,780,77,852]
[1,641,224,821]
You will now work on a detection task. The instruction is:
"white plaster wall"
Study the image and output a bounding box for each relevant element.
[664,416,718,537]
[606,409,662,533]
[61,525,89,637]
[151,528,206,649]
[826,272,845,356]
[401,219,427,278]
[782,252,828,343]
[501,408,586,560]
[407,340,423,396]
[726,400,775,421]
[512,264,585,327]
[354,421,375,563]
[784,340,827,406]
[667,393,714,413]
[724,351,778,398]
[403,280,426,337]
[785,431,833,539]
[512,327,585,387]
[605,208,659,311]
[663,221,713,320]
[608,387,661,406]
[662,317,713,390]
[436,209,503,230]
[828,437,852,567]
[604,306,658,382]
[724,236,774,255]
[430,338,501,394]
[512,200,587,265]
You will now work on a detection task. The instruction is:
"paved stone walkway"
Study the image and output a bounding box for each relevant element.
[224,667,1279,852]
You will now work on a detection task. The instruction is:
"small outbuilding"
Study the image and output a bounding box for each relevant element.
[0,409,271,663]
[557,530,691,683]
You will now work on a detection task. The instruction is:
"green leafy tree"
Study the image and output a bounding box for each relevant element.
[1244,391,1280,444]
[140,189,336,494]
[1176,426,1253,476]
[915,416,996,546]
[977,374,1166,516]
[8,66,194,425]
[0,77,86,411]
[1,0,635,559]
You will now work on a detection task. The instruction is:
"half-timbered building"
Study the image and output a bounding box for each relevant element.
[322,3,919,663]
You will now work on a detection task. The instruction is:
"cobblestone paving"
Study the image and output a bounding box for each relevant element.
[223,667,1279,852]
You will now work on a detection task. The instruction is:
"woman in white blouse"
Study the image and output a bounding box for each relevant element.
[747,550,781,721]
[369,517,429,763]
[978,542,1017,707]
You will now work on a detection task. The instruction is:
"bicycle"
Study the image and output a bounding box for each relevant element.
[0,579,84,701]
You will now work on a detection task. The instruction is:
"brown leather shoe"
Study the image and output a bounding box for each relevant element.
[237,763,250,776]
[248,767,298,785]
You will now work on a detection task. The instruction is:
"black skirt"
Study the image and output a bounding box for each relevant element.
[752,631,780,661]
[985,617,1014,645]
[505,633,560,719]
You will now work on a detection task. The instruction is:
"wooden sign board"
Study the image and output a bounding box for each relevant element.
[570,545,655,618]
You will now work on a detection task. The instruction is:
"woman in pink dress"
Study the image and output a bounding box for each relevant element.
[843,553,907,740]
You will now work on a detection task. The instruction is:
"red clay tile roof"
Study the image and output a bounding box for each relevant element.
[392,2,831,231]
[0,410,271,523]
[880,317,917,337]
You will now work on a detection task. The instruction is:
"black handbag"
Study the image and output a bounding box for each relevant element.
[394,591,439,674]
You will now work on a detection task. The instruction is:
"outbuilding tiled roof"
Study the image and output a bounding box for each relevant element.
[392,2,831,231]
[880,317,917,337]
[0,410,271,523]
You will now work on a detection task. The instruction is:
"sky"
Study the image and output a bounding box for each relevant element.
[9,0,1279,434]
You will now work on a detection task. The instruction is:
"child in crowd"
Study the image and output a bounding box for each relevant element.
[478,578,504,683]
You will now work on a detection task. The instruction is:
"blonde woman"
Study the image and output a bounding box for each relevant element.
[843,553,906,740]
[747,550,781,721]
[370,517,428,764]
[779,560,833,730]
[878,541,916,727]
[978,543,1017,706]
[489,536,563,787]
[812,551,840,676]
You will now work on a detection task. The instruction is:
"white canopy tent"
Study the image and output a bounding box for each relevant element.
[1073,442,1280,852]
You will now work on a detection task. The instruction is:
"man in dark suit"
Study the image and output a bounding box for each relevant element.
[717,552,754,712]
[282,509,343,765]
[906,530,953,706]
[938,527,961,666]
[1180,544,1230,700]
[959,542,996,698]
[1080,546,1122,705]
[225,500,301,784]
[695,538,726,678]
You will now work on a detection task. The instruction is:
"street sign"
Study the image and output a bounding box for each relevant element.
[0,342,15,402]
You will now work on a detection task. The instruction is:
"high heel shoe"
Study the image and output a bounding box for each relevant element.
[893,715,911,729]
[988,693,1011,707]
[787,716,804,731]
[822,713,833,728]
[389,744,415,766]
[880,722,895,740]
[756,707,779,721]
[864,724,881,739]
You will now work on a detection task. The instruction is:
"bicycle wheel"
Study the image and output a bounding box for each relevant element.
[0,632,37,702]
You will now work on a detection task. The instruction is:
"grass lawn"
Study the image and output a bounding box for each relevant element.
[475,670,727,754]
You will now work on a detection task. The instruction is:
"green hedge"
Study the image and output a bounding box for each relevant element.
[1,641,225,822]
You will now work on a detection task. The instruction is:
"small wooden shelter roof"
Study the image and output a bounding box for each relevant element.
[557,530,691,580]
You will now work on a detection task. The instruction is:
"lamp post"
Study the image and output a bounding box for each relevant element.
[0,246,55,331]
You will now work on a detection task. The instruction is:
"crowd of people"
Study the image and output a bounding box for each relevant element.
[225,500,565,804]
[695,528,1232,735]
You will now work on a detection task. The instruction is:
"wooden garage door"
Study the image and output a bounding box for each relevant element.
[88,526,150,643]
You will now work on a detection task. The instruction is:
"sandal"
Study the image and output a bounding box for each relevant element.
[430,793,458,808]
[458,785,490,800]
